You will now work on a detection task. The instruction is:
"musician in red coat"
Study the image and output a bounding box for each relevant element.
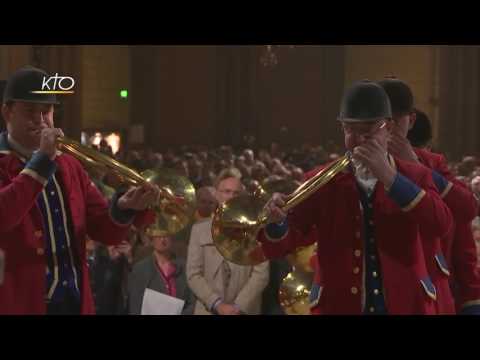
[379,78,480,314]
[0,66,157,314]
[257,80,453,315]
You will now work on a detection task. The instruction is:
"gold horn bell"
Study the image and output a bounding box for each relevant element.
[212,155,351,315]
[279,238,318,315]
[57,137,196,236]
[211,154,351,266]
[259,179,319,315]
[279,268,314,315]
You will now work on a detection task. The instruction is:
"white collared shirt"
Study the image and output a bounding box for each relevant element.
[353,151,390,197]
[356,176,378,197]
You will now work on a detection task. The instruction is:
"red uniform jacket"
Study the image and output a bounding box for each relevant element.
[414,147,480,312]
[0,147,152,314]
[258,156,453,315]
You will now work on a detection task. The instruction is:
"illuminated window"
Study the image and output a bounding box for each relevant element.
[105,133,121,155]
[91,132,102,147]
[81,131,122,155]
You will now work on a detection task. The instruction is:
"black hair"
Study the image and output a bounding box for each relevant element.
[407,108,432,148]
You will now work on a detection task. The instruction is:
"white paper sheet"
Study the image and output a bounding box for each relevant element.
[141,288,185,315]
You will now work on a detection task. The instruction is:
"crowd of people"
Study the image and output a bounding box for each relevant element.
[87,138,328,315]
[87,123,480,315]
[2,66,480,315]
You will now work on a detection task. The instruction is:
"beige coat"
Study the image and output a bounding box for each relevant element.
[186,218,269,315]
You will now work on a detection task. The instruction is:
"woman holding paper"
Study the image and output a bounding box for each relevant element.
[127,230,195,315]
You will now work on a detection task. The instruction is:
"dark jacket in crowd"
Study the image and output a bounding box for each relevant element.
[261,258,291,315]
[127,255,195,315]
[88,246,130,315]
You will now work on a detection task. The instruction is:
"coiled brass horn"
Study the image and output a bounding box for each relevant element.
[57,137,196,236]
[211,154,351,266]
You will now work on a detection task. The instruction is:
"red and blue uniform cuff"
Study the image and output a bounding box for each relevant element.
[21,151,57,186]
[431,170,448,193]
[110,191,136,225]
[387,173,426,212]
[431,170,453,198]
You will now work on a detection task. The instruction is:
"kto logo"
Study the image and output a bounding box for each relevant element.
[31,73,75,94]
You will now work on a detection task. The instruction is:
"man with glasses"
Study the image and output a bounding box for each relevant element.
[186,168,269,315]
[255,80,453,315]
[379,77,480,315]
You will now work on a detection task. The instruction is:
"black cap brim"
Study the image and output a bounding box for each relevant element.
[6,97,60,105]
